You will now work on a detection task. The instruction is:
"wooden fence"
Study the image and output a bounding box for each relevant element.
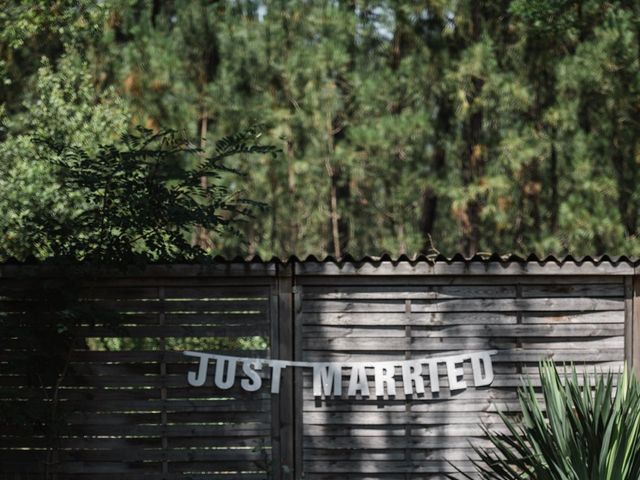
[0,258,638,479]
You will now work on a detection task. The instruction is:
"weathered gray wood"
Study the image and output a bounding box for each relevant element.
[0,271,276,479]
[633,275,640,377]
[301,400,522,413]
[163,313,269,325]
[268,275,282,480]
[304,448,482,461]
[276,263,296,480]
[0,262,633,480]
[303,435,495,450]
[304,283,623,300]
[522,283,624,298]
[5,285,268,300]
[296,271,627,478]
[304,285,517,300]
[302,349,624,363]
[301,459,477,473]
[157,286,169,476]
[522,311,624,324]
[303,335,621,350]
[302,411,501,425]
[302,424,508,437]
[301,297,624,313]
[299,373,619,391]
[21,449,269,463]
[32,474,267,480]
[293,282,304,478]
[0,263,278,278]
[68,324,271,338]
[302,310,626,326]
[301,311,519,325]
[301,324,624,338]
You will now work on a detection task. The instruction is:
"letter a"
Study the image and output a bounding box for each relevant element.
[347,365,370,398]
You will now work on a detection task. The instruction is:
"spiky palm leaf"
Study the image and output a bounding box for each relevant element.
[451,361,640,480]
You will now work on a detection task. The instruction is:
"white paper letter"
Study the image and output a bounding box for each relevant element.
[471,352,495,387]
[214,357,237,390]
[313,363,343,397]
[446,358,467,391]
[186,352,210,387]
[373,364,396,397]
[241,360,263,392]
[402,361,424,395]
[270,360,287,394]
[347,365,370,397]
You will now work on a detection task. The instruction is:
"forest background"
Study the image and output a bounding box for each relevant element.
[2,0,640,260]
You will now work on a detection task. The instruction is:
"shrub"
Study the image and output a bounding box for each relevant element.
[455,361,640,480]
[26,126,278,263]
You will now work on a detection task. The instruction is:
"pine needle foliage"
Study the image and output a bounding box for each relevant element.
[32,126,278,263]
[453,361,640,480]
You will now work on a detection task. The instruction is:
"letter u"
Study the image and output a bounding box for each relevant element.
[214,358,237,389]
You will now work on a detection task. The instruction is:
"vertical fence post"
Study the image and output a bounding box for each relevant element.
[270,273,282,479]
[630,275,640,378]
[292,276,304,478]
[274,264,296,479]
[158,286,168,478]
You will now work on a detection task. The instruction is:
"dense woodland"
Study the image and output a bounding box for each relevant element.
[2,1,640,259]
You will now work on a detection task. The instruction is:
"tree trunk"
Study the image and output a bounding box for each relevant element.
[286,140,298,253]
[327,162,350,258]
[329,175,342,258]
[421,89,452,252]
[462,76,484,256]
[549,140,558,232]
[461,0,484,257]
[193,107,214,250]
[612,146,637,237]
[269,161,278,255]
[420,146,444,248]
[326,1,356,257]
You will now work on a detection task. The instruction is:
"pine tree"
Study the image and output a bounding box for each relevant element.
[4,1,640,258]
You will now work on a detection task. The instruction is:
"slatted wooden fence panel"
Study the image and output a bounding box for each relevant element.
[0,268,279,479]
[0,263,636,480]
[296,274,627,480]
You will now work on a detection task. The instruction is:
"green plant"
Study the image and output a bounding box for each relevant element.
[30,126,277,262]
[454,361,640,479]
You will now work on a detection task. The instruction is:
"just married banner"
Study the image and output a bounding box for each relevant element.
[184,349,498,399]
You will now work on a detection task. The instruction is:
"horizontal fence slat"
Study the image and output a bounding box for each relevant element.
[301,298,624,313]
[301,324,624,338]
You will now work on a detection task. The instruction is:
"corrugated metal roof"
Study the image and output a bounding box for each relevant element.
[2,254,637,265]
[208,254,639,265]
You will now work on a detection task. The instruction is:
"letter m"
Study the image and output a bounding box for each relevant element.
[313,364,342,397]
